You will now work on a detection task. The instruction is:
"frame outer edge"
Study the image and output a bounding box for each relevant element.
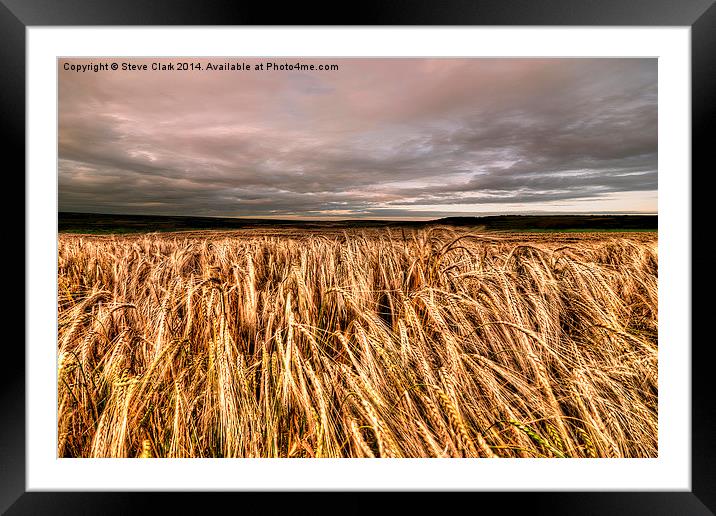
[0,0,715,26]
[0,0,27,514]
[692,1,716,513]
[6,0,714,513]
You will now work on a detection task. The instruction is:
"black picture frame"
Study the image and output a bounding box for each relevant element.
[6,0,714,513]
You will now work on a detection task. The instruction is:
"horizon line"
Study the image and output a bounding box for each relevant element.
[58,210,659,221]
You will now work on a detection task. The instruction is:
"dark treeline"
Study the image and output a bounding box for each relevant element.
[59,212,657,234]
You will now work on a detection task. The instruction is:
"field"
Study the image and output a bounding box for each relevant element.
[57,227,658,458]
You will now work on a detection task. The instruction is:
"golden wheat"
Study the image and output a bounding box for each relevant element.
[57,227,658,458]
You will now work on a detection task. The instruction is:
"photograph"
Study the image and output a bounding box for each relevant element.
[57,56,658,459]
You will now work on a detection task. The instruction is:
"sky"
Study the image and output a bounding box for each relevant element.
[58,58,657,220]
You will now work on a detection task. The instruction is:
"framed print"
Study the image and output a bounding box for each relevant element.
[6,0,714,513]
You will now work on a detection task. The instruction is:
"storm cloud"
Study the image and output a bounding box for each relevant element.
[59,58,657,219]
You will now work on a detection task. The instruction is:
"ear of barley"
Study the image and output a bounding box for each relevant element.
[57,230,657,459]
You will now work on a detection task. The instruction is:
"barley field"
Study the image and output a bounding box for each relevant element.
[57,228,658,458]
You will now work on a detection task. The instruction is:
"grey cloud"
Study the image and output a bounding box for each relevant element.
[59,58,657,218]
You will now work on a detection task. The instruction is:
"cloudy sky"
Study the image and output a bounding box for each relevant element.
[59,58,657,219]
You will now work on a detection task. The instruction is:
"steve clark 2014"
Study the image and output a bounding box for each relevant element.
[62,61,210,72]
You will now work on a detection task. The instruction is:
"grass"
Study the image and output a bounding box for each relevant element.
[57,227,658,458]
